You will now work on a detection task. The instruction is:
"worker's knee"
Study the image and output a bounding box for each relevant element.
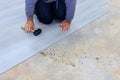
[37,16,53,24]
[39,18,53,24]
[42,20,53,24]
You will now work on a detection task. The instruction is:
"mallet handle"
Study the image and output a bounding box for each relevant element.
[21,27,35,32]
[30,30,35,32]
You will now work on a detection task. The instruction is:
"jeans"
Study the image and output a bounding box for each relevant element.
[35,0,66,24]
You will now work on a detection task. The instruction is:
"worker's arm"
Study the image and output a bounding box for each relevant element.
[24,0,37,32]
[65,0,76,23]
[25,0,37,20]
[60,0,76,31]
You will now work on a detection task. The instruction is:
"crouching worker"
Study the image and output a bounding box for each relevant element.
[24,0,76,32]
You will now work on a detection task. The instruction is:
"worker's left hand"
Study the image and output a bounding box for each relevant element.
[60,20,71,31]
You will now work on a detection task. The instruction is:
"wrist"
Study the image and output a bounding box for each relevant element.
[63,20,71,24]
[26,20,34,26]
[27,19,33,22]
[27,19,34,24]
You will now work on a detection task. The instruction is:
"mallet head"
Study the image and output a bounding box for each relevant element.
[33,29,42,36]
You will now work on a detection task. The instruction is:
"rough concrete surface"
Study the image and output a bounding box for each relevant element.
[0,0,120,80]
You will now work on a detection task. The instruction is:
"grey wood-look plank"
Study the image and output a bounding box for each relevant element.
[0,0,110,74]
[0,7,109,74]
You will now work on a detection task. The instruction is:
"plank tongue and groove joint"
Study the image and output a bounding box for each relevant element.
[0,0,110,75]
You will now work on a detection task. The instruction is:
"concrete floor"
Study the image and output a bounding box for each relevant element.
[0,0,120,80]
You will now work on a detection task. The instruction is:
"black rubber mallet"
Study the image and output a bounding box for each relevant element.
[21,27,42,36]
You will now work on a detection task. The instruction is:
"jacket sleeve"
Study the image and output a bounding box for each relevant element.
[65,0,76,23]
[25,0,38,20]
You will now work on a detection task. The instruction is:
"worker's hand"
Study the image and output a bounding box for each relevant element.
[24,20,34,33]
[60,20,71,31]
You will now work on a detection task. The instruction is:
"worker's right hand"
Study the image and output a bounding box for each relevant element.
[24,20,34,33]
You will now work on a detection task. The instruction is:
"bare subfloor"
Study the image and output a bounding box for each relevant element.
[0,0,120,80]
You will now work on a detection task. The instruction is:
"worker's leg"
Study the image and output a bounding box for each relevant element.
[53,0,66,22]
[35,0,53,24]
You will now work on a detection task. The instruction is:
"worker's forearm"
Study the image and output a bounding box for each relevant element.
[25,0,37,20]
[65,0,76,23]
